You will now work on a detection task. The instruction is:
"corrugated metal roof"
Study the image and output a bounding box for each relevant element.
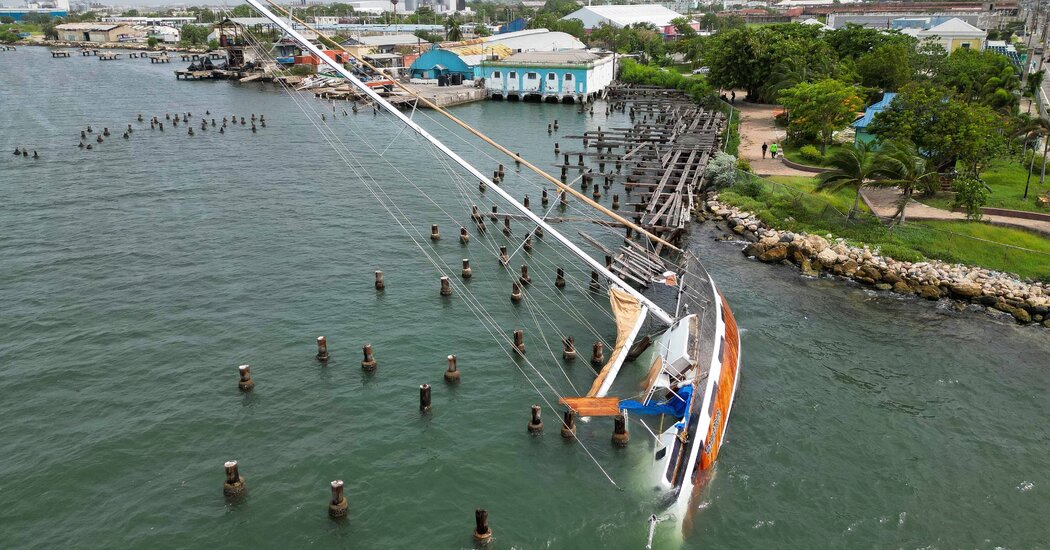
[852,93,896,130]
[562,5,684,28]
[495,50,604,64]
[56,23,125,31]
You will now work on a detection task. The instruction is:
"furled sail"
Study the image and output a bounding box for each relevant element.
[587,287,646,397]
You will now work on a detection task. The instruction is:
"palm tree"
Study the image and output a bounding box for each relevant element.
[817,142,875,220]
[871,141,939,225]
[445,16,462,42]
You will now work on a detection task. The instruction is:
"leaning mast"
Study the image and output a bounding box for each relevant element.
[242,0,675,325]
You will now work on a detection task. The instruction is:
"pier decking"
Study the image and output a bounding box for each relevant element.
[50,50,72,58]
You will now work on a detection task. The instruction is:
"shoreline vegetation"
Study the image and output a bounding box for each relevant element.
[617,60,1050,327]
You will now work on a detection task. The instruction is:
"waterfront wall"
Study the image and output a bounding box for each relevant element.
[702,195,1050,328]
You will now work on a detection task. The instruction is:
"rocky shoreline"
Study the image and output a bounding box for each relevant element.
[700,193,1050,328]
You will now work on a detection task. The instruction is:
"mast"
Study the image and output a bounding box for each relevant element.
[242,0,675,325]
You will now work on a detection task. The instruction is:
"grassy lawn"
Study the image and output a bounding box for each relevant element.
[0,23,42,35]
[919,159,1050,214]
[781,143,846,168]
[722,174,1050,280]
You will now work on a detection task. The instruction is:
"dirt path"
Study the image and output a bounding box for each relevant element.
[733,101,814,177]
[860,187,1050,236]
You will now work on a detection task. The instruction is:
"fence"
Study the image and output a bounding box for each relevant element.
[727,169,1050,281]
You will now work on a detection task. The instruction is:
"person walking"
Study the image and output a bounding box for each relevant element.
[761,142,768,158]
[730,90,736,104]
[769,142,778,159]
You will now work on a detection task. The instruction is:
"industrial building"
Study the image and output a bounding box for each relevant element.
[0,0,68,21]
[561,4,685,31]
[55,23,139,43]
[826,12,987,30]
[479,50,615,102]
[408,28,585,81]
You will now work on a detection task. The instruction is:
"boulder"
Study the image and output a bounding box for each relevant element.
[800,257,819,277]
[977,295,998,307]
[842,260,859,276]
[742,242,767,257]
[949,282,982,299]
[732,225,746,235]
[919,285,942,300]
[881,271,901,285]
[1010,307,1032,324]
[817,248,839,265]
[802,234,828,254]
[875,283,893,291]
[758,243,788,263]
[893,281,914,294]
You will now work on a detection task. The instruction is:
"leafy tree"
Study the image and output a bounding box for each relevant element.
[670,16,696,38]
[856,42,915,91]
[951,176,989,221]
[937,48,1018,108]
[42,21,58,40]
[0,16,14,24]
[867,83,1005,175]
[817,142,876,219]
[179,24,210,46]
[147,36,158,49]
[538,0,581,18]
[824,24,912,60]
[1026,69,1045,98]
[0,30,17,43]
[778,79,863,153]
[475,25,492,37]
[121,9,140,17]
[871,141,940,225]
[414,29,441,43]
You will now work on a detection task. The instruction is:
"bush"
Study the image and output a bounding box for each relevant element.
[799,144,823,163]
[951,176,989,221]
[707,152,740,189]
[147,37,158,48]
[736,157,752,173]
[0,16,14,24]
[876,243,924,263]
[735,175,765,198]
[0,30,17,43]
[288,64,316,76]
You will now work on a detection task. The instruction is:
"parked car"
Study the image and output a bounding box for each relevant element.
[692,66,710,75]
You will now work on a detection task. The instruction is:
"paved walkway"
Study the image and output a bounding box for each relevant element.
[732,101,813,177]
[860,187,1050,236]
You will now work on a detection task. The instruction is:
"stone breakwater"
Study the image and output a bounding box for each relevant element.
[701,194,1050,328]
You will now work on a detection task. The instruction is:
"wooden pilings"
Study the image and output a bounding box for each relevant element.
[511,282,522,304]
[431,224,440,240]
[518,264,531,286]
[589,271,600,292]
[513,329,525,355]
[555,268,566,289]
[361,344,377,372]
[440,276,453,297]
[444,354,460,383]
[316,336,330,362]
[223,460,246,499]
[527,405,543,434]
[419,383,432,413]
[461,258,472,279]
[329,480,348,519]
[473,509,492,543]
[561,410,576,439]
[375,270,385,290]
[562,336,576,360]
[499,246,509,266]
[459,227,469,244]
[591,341,604,366]
[237,364,254,392]
[612,414,629,447]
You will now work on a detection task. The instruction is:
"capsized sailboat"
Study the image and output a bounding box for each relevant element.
[242,0,740,524]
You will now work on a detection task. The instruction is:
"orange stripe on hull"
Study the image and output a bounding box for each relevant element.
[699,294,740,471]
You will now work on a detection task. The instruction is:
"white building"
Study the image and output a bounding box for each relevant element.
[480,50,615,102]
[561,4,684,30]
[914,18,987,52]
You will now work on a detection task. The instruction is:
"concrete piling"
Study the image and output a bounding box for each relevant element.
[375,270,385,290]
[223,460,246,498]
[523,234,532,252]
[444,354,460,383]
[473,509,492,543]
[490,205,498,222]
[534,227,543,239]
[541,189,549,206]
[470,204,481,223]
[459,227,469,244]
[523,195,530,209]
[238,364,254,392]
[591,341,604,366]
[554,142,560,154]
[612,414,629,447]
[612,194,620,209]
[431,224,440,240]
[561,410,576,439]
[479,180,486,192]
[419,383,432,413]
[499,246,509,266]
[562,336,576,360]
[519,264,531,286]
[511,282,522,304]
[590,271,600,292]
[528,405,543,434]
[462,258,472,279]
[316,336,330,362]
[553,119,559,130]
[559,190,568,207]
[513,329,525,355]
[440,276,453,297]
[361,344,377,372]
[328,480,348,519]
[555,267,566,289]
[502,216,511,236]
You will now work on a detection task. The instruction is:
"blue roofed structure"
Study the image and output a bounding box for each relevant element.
[853,93,896,146]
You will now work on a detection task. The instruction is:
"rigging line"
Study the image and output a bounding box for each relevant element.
[256,0,679,253]
[249,34,605,418]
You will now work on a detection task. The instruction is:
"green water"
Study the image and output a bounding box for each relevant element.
[2,47,1049,548]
